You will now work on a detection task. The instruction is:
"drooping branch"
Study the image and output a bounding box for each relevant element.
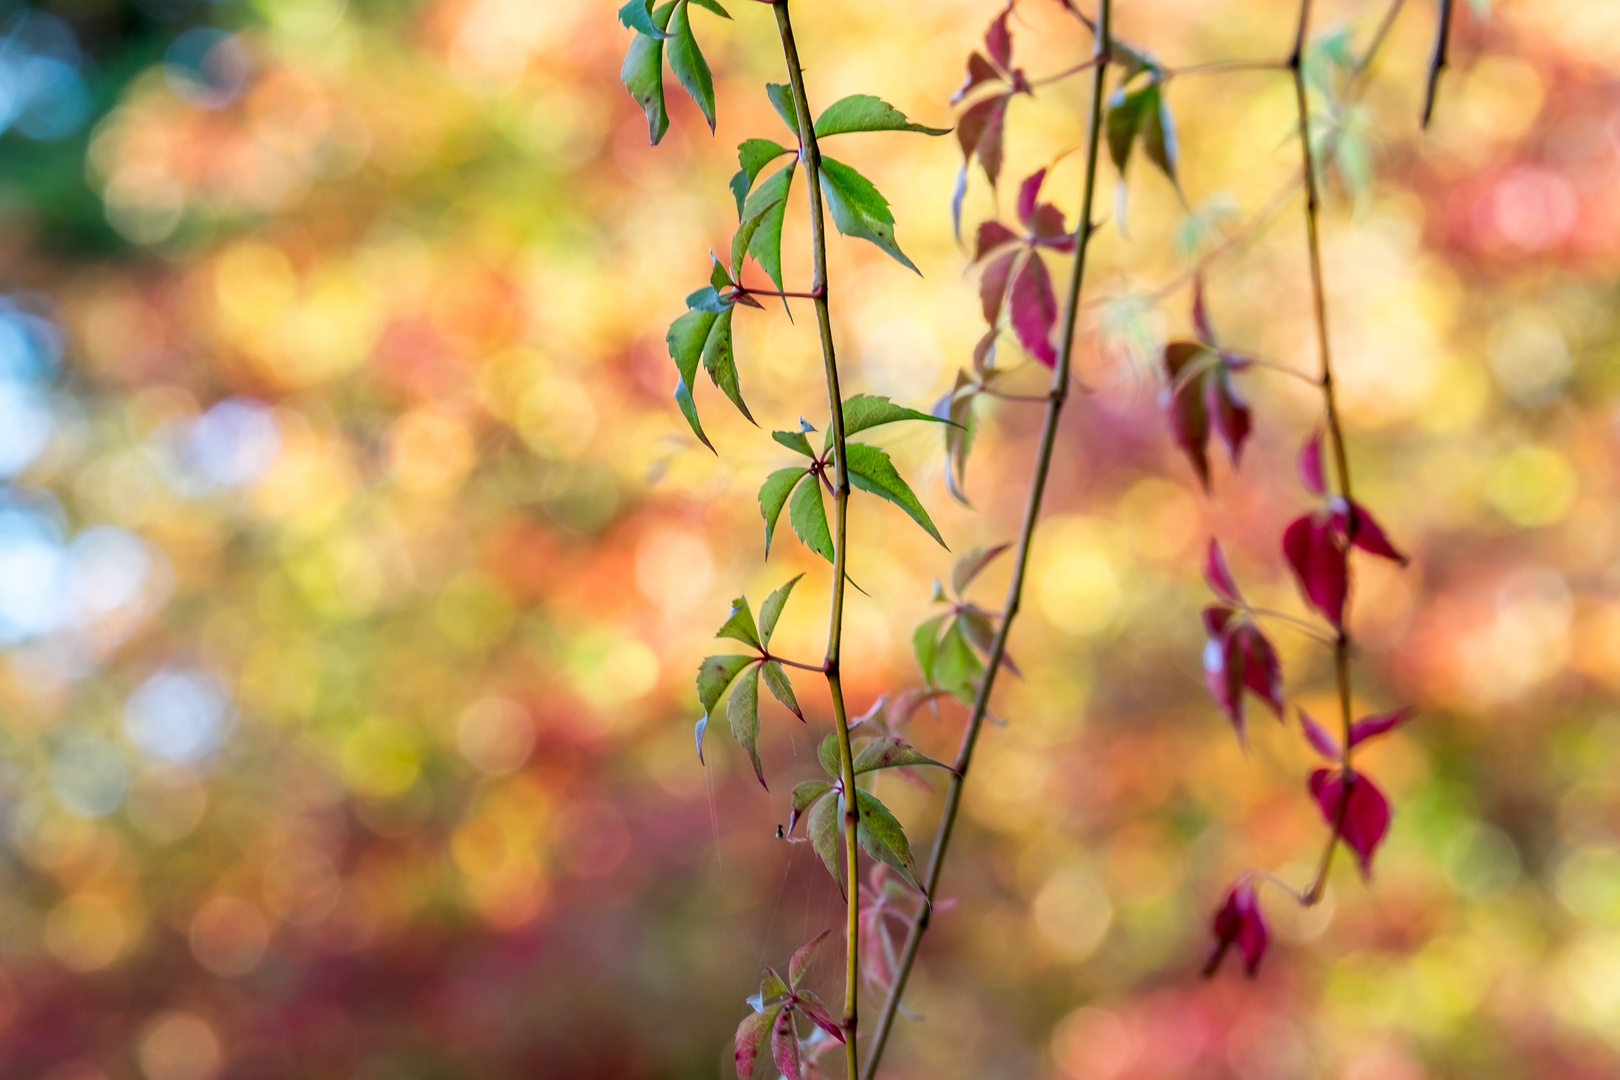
[1421,0,1454,127]
[771,3,862,1074]
[859,3,1114,1075]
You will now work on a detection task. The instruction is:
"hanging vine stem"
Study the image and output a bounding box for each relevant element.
[1288,0,1358,905]
[860,3,1113,1076]
[771,2,862,1073]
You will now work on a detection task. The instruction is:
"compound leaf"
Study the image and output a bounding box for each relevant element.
[844,442,944,547]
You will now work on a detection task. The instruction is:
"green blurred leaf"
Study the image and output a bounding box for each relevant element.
[814,95,950,137]
[825,394,946,451]
[819,156,917,273]
[618,0,671,39]
[744,162,796,293]
[854,788,920,890]
[758,574,802,645]
[1139,83,1179,186]
[668,308,719,446]
[759,468,806,557]
[843,442,944,546]
[666,2,716,133]
[1105,84,1150,175]
[934,618,983,704]
[730,139,790,217]
[697,653,756,714]
[853,736,950,775]
[700,307,754,423]
[772,428,815,457]
[728,663,765,786]
[717,596,761,650]
[759,966,789,1001]
[942,369,978,504]
[808,788,842,889]
[913,612,946,683]
[766,82,800,134]
[789,472,834,562]
[818,731,842,778]
[620,1,677,144]
[761,660,802,720]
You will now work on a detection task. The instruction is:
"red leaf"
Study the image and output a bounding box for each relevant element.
[973,221,1018,264]
[1201,613,1245,738]
[985,7,1012,69]
[1283,514,1347,626]
[979,249,1016,325]
[1191,277,1215,343]
[1163,343,1210,489]
[1309,768,1391,878]
[957,94,1010,186]
[1016,168,1046,227]
[1298,707,1340,759]
[1237,624,1283,719]
[1028,204,1074,251]
[771,1008,802,1080]
[951,52,1002,104]
[1348,706,1416,748]
[792,994,845,1042]
[1299,429,1326,496]
[1335,501,1408,565]
[1206,878,1268,977]
[1008,251,1057,366]
[735,1010,773,1080]
[1203,540,1242,605]
[1207,369,1251,468]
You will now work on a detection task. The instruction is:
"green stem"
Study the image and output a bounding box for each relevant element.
[860,3,1113,1075]
[772,3,860,1075]
[1289,0,1357,903]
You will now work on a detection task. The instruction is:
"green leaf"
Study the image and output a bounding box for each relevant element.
[790,779,832,828]
[620,2,677,145]
[666,1,716,133]
[819,156,917,273]
[759,468,805,558]
[807,788,842,889]
[814,94,951,137]
[933,618,983,704]
[688,0,730,14]
[728,664,765,787]
[735,1007,777,1080]
[717,596,761,650]
[668,308,718,446]
[684,284,732,314]
[744,162,796,293]
[697,653,757,713]
[789,472,835,562]
[700,307,754,423]
[710,255,732,293]
[853,736,950,775]
[843,442,945,547]
[952,543,1010,598]
[1139,83,1179,186]
[1105,84,1151,174]
[772,428,815,457]
[788,929,831,990]
[758,574,802,645]
[618,0,671,39]
[818,731,842,779]
[761,660,802,720]
[913,613,946,684]
[730,139,791,217]
[854,789,920,890]
[759,966,789,1002]
[766,82,800,134]
[731,198,780,281]
[825,394,947,451]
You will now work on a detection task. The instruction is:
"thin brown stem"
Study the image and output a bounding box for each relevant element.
[1290,0,1358,892]
[1421,0,1453,127]
[1240,355,1320,386]
[1030,55,1102,88]
[1350,0,1410,88]
[1167,58,1288,77]
[736,284,825,300]
[773,6,861,1077]
[767,655,828,673]
[860,3,1112,1076]
[1246,607,1336,646]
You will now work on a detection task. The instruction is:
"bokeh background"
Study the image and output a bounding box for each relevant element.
[0,0,1616,1077]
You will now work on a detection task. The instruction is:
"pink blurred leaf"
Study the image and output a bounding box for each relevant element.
[980,249,1016,325]
[1207,368,1251,467]
[1203,622,1245,738]
[973,221,1018,264]
[1298,707,1340,759]
[1204,539,1242,605]
[1205,878,1268,977]
[1009,252,1057,366]
[1348,706,1417,749]
[951,52,1002,104]
[1237,625,1283,719]
[793,992,844,1042]
[1028,204,1074,251]
[1335,501,1408,565]
[957,94,1010,187]
[1016,168,1046,226]
[788,929,830,989]
[736,1008,777,1080]
[1283,514,1347,626]
[1191,277,1215,343]
[1163,342,1210,488]
[1299,429,1326,496]
[1309,768,1392,878]
[984,7,1012,69]
[772,1007,802,1080]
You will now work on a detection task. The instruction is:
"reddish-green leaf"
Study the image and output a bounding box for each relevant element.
[788,929,831,989]
[854,788,921,891]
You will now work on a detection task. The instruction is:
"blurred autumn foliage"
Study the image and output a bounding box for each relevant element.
[0,0,1617,1078]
